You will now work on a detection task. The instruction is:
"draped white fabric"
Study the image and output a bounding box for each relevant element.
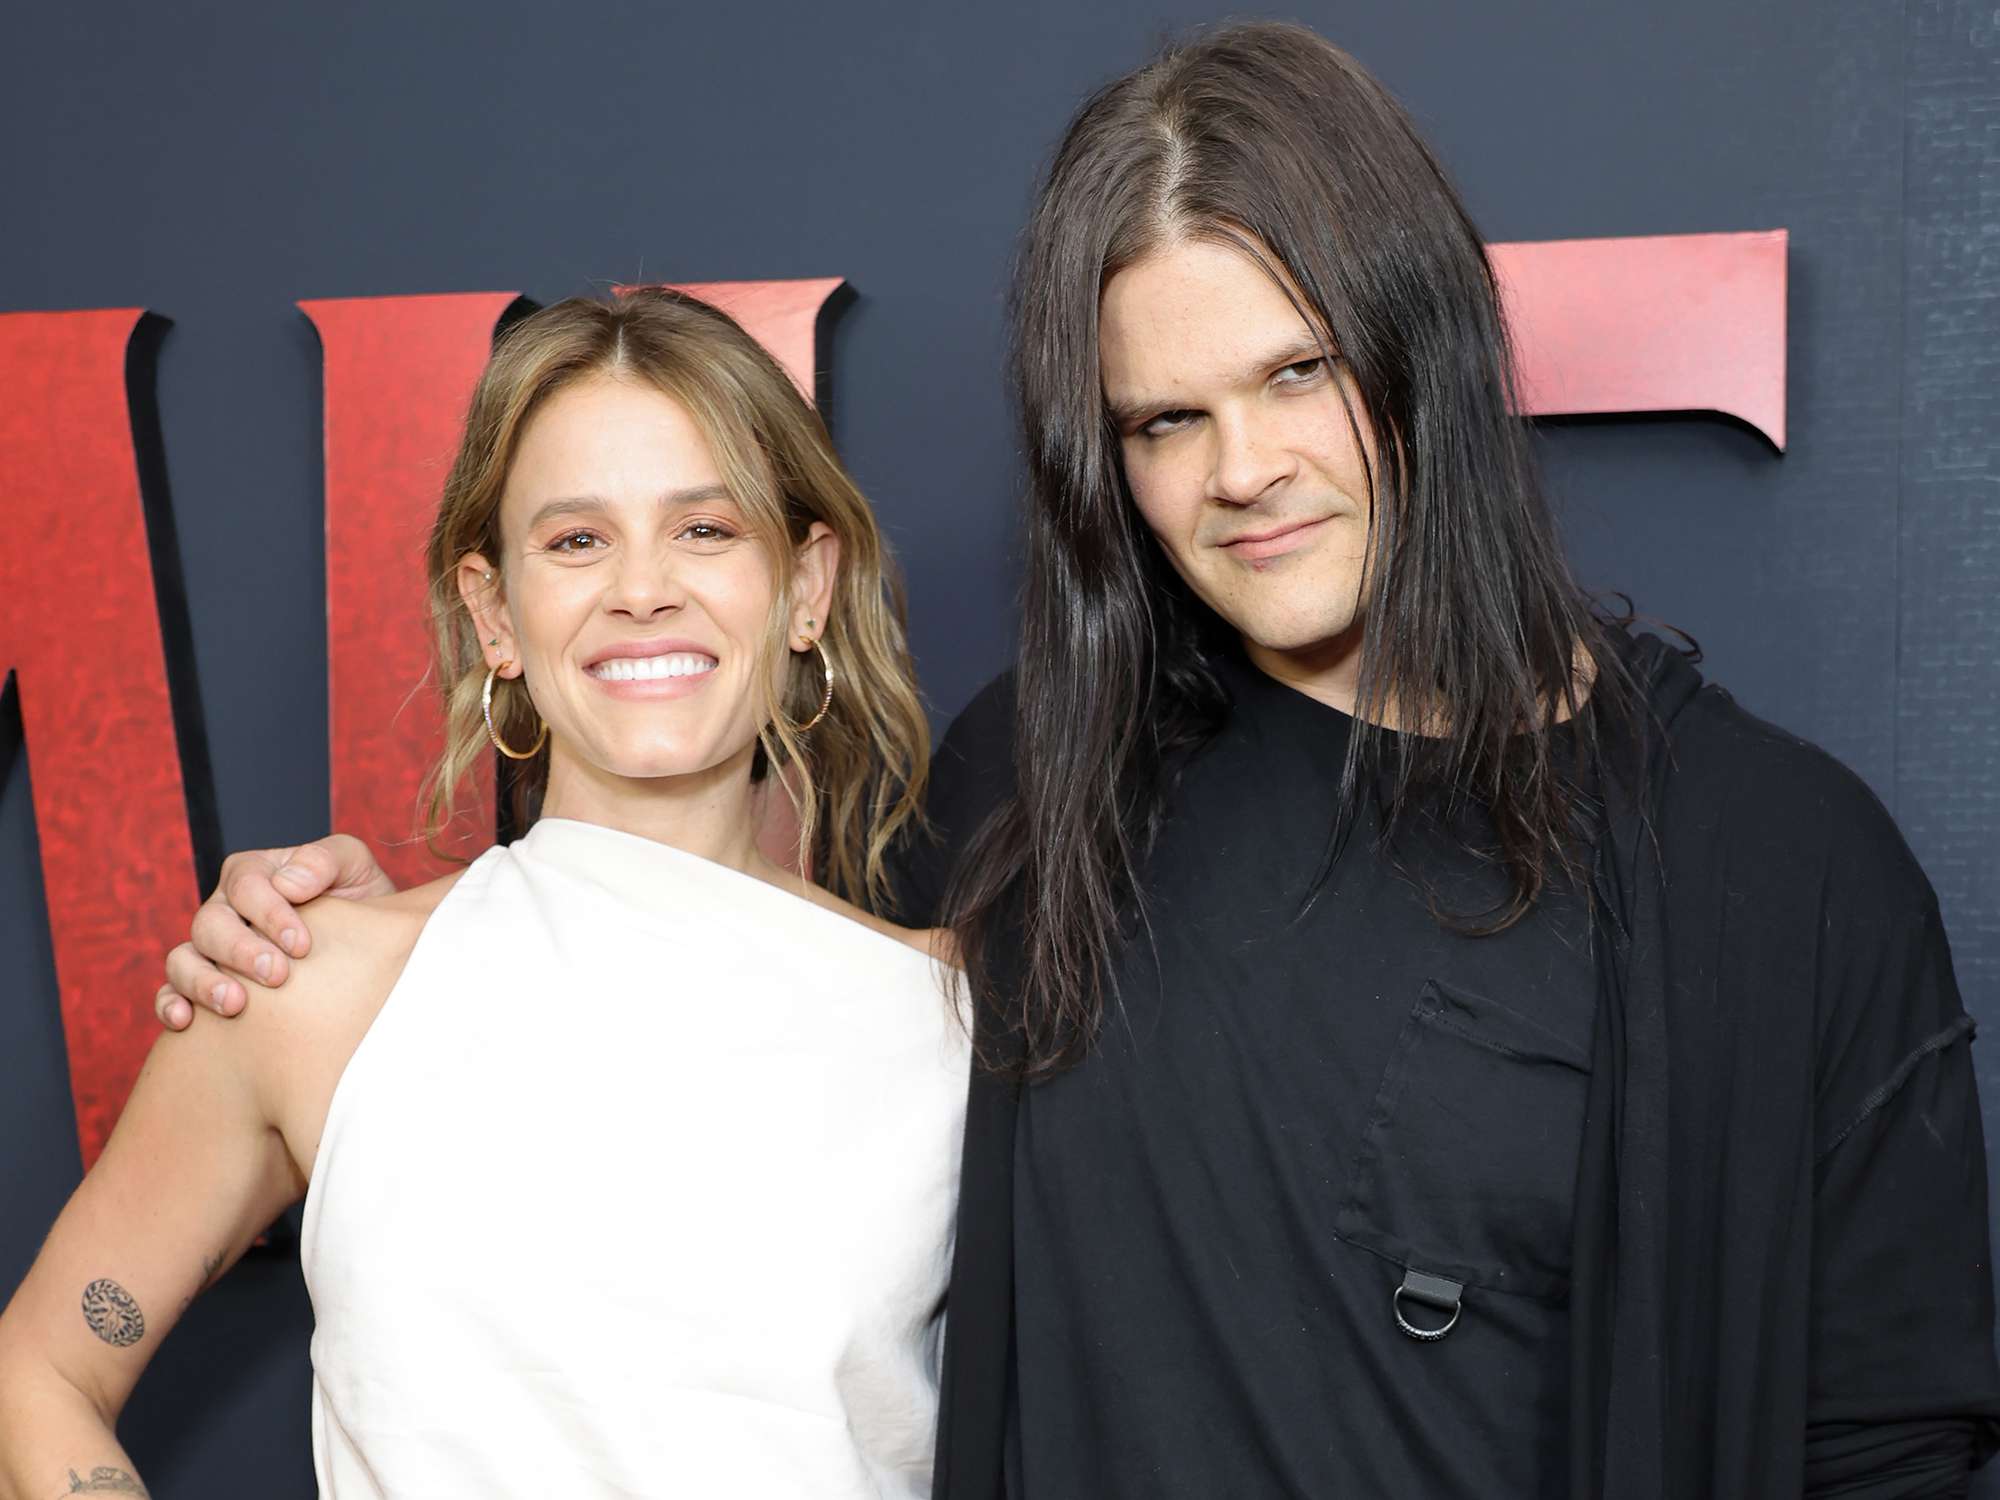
[301,817,968,1497]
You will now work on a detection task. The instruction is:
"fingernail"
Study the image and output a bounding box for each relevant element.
[169,999,191,1028]
[254,953,274,982]
[280,928,302,957]
[273,861,297,882]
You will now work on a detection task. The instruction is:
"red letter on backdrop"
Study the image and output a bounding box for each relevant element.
[1494,229,1788,448]
[617,278,844,400]
[302,292,522,890]
[0,308,199,1168]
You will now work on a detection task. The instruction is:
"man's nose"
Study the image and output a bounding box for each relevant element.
[1207,408,1292,505]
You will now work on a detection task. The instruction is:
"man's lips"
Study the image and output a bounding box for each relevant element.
[1218,516,1332,562]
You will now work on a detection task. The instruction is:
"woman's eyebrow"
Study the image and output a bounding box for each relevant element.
[523,484,732,532]
[523,495,609,532]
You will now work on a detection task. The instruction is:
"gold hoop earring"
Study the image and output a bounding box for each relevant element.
[795,637,835,733]
[482,661,548,760]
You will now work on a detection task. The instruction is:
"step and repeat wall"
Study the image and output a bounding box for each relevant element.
[2,1,1993,1492]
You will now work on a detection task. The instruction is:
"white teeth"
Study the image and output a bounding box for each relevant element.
[589,653,717,682]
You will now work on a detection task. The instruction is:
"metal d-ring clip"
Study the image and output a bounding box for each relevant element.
[1393,1267,1464,1342]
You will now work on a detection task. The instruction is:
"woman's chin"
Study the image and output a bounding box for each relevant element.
[544,724,759,789]
[596,745,744,786]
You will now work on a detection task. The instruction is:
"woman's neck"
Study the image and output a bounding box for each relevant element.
[537,745,774,881]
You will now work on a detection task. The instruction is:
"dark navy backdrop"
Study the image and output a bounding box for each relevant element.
[3,2,1995,1492]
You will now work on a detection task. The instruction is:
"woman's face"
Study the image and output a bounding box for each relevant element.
[462,373,834,791]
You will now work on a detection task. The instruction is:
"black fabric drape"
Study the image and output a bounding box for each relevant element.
[918,641,2000,1499]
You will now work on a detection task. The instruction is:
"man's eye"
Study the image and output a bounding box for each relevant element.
[1141,410,1196,439]
[547,531,605,554]
[1275,357,1327,384]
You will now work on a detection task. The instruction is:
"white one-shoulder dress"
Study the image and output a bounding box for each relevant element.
[300,816,970,1498]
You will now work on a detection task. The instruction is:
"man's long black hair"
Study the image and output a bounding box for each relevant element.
[948,22,1636,1076]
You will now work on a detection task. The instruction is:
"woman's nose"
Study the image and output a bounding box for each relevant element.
[605,548,683,619]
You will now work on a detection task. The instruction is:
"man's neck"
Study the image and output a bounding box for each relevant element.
[1241,622,1372,721]
[1241,626,1600,733]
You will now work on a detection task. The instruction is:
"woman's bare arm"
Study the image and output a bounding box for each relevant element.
[0,932,347,1497]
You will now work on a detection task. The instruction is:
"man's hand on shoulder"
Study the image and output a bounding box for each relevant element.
[156,835,395,1031]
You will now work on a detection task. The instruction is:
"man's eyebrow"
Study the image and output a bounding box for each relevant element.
[1104,333,1339,428]
[1104,392,1158,427]
[523,484,733,532]
[1249,332,1338,380]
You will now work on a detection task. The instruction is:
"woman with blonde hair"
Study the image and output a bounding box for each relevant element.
[0,289,966,1498]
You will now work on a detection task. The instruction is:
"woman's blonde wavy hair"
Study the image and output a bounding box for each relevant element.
[418,289,929,914]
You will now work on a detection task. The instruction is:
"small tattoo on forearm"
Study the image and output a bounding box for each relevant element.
[79,1279,144,1347]
[66,1465,148,1494]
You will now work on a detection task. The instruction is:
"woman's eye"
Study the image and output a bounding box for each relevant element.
[677,520,737,542]
[1275,357,1327,385]
[547,530,606,554]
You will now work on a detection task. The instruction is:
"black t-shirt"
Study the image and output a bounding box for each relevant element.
[899,643,2000,1500]
[1008,652,1596,1496]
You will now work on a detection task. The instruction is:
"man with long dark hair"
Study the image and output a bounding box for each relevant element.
[159,21,1996,1499]
[910,23,2000,1498]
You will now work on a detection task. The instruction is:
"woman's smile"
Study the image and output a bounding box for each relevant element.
[583,643,720,699]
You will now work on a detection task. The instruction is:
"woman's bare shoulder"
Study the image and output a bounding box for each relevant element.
[231,870,465,1040]
[788,881,962,971]
[304,870,462,950]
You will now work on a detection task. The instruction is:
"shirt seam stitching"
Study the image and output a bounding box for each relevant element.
[1815,1013,1974,1166]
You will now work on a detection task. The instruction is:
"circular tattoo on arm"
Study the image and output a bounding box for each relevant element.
[80,1278,145,1347]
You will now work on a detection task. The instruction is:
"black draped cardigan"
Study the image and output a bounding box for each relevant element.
[914,636,2000,1499]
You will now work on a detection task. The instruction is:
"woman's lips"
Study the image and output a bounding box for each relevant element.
[584,651,718,699]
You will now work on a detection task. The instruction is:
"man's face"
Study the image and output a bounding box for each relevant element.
[1100,237,1381,699]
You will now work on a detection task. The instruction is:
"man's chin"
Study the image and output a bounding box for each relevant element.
[1232,613,1368,689]
[1234,616,1363,661]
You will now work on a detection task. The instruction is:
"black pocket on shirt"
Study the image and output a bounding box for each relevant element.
[1334,978,1589,1302]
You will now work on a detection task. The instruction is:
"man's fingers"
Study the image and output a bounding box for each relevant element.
[165,941,248,1017]
[305,834,397,901]
[268,838,358,919]
[155,984,193,1031]
[190,892,290,986]
[195,836,386,993]
[218,852,312,960]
